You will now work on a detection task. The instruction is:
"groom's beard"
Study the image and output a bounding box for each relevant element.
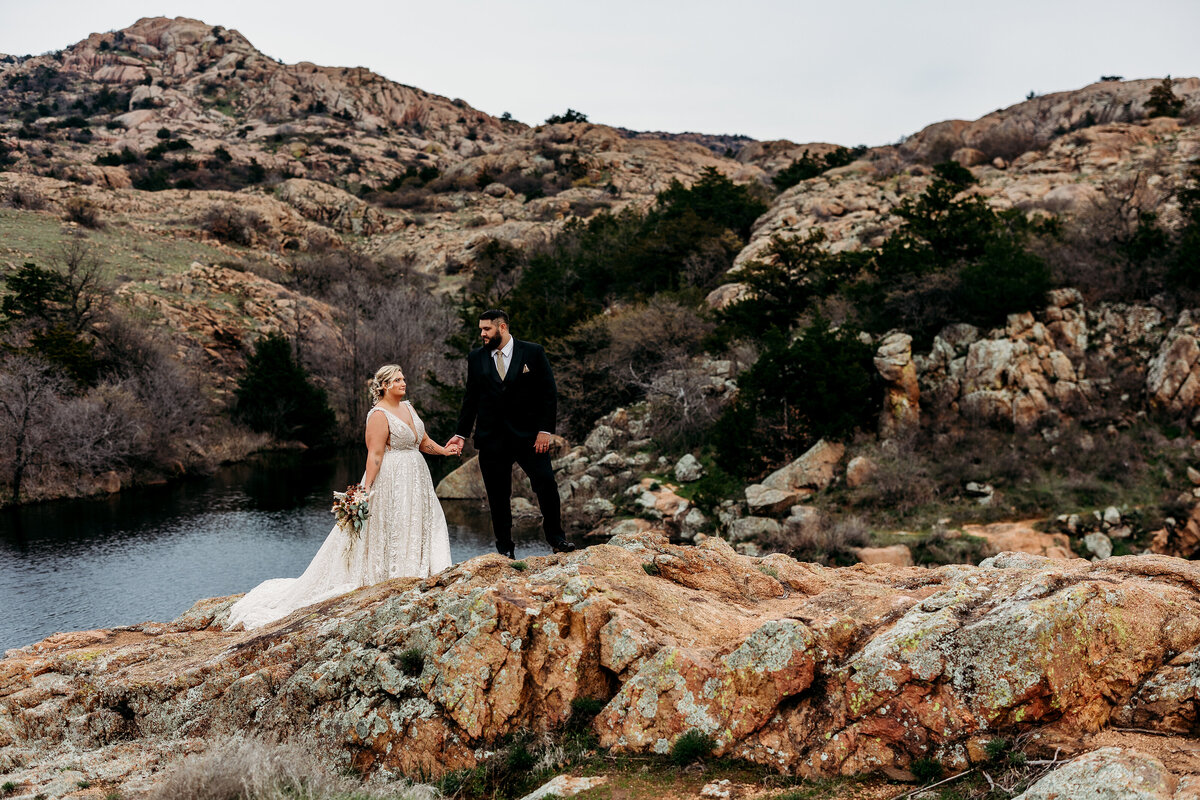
[483,335,502,352]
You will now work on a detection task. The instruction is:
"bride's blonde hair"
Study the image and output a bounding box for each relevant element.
[368,364,403,405]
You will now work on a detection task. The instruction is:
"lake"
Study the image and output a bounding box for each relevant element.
[0,449,545,653]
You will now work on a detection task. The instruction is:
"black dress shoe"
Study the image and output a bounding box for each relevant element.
[500,548,515,559]
[550,540,576,554]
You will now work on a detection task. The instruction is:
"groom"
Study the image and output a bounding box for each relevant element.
[447,309,575,558]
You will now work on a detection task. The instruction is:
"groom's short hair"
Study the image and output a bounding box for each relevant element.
[479,309,509,326]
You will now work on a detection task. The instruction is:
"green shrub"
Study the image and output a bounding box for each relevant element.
[459,167,763,346]
[545,108,588,124]
[716,229,862,344]
[715,319,876,479]
[133,167,170,191]
[233,333,335,447]
[30,324,99,385]
[510,560,527,571]
[686,460,742,516]
[670,729,715,765]
[983,737,1010,762]
[504,738,536,771]
[567,697,606,732]
[957,238,1051,325]
[1,254,106,385]
[398,648,425,677]
[910,757,944,782]
[1168,166,1200,291]
[772,145,867,191]
[849,160,1055,344]
[656,166,768,241]
[95,147,139,166]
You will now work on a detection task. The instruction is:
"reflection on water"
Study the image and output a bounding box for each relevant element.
[0,449,545,653]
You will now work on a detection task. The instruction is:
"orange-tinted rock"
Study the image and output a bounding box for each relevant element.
[875,333,920,437]
[7,536,1200,795]
[963,520,1074,559]
[853,545,913,566]
[1147,505,1200,559]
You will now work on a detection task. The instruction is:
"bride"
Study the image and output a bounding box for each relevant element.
[228,365,455,630]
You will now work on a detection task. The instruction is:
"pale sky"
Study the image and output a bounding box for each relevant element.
[1,0,1198,146]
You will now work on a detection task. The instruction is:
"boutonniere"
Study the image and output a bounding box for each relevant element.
[522,364,531,374]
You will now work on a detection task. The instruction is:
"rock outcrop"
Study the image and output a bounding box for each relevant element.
[1149,311,1200,425]
[6,536,1200,795]
[905,291,1194,429]
[114,261,346,389]
[875,332,920,437]
[1014,747,1200,799]
[744,439,845,515]
[898,79,1200,166]
[276,179,389,236]
[963,521,1075,560]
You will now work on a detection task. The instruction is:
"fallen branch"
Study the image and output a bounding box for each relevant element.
[887,769,975,800]
[1112,726,1174,737]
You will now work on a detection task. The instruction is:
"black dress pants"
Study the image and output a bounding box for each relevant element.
[477,436,564,552]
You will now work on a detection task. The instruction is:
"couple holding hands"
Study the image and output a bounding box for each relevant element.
[229,309,574,630]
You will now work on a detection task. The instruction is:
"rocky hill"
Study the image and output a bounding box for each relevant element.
[1,18,1199,537]
[0,16,766,268]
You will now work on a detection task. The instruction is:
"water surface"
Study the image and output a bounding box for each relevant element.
[0,449,545,653]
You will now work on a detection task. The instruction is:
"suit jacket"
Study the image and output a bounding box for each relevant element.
[455,339,557,448]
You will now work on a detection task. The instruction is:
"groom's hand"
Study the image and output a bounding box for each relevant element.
[446,435,464,456]
[534,432,551,454]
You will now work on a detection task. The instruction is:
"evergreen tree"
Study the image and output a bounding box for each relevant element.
[713,318,877,478]
[234,333,335,446]
[1146,76,1186,118]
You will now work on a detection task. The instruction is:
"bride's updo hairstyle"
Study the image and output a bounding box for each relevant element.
[368,364,403,405]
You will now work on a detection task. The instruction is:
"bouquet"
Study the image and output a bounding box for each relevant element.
[332,483,371,543]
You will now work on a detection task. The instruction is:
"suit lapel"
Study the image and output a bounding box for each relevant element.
[505,340,525,385]
[480,346,503,385]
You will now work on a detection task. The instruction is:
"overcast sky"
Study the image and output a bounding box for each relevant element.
[2,0,1198,146]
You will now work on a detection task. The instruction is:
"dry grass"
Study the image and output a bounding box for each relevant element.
[761,510,871,565]
[149,737,438,800]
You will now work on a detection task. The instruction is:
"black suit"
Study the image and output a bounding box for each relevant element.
[455,339,565,553]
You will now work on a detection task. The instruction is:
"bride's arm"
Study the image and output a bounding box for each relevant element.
[363,411,389,491]
[418,433,452,456]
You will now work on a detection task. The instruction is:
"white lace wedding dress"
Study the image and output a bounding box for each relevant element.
[227,402,453,630]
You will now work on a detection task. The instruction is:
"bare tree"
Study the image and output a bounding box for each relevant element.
[96,313,206,459]
[52,237,108,333]
[58,382,151,474]
[0,355,68,502]
[288,249,462,439]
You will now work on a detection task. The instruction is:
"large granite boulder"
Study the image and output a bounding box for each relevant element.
[7,538,1200,795]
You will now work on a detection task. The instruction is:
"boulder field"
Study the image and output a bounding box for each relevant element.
[4,532,1200,793]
